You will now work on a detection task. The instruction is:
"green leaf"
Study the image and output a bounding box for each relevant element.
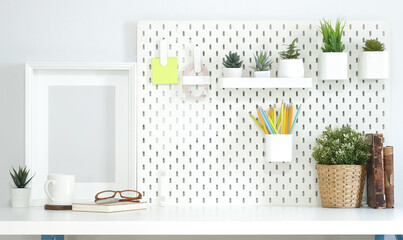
[9,166,35,188]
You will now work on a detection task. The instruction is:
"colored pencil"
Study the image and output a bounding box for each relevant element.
[289,104,293,134]
[269,108,272,122]
[289,105,301,134]
[260,108,275,134]
[249,112,264,131]
[276,104,282,130]
[257,108,269,134]
[266,112,279,134]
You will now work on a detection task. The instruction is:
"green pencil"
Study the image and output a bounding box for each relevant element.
[249,112,264,132]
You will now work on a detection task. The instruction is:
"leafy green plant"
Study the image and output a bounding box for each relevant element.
[319,18,345,52]
[250,51,272,71]
[279,38,301,59]
[10,166,35,188]
[312,125,371,165]
[223,51,243,68]
[363,39,385,51]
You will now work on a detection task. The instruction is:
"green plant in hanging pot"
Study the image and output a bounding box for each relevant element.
[10,166,35,208]
[360,39,389,80]
[250,50,272,78]
[319,18,348,80]
[312,125,371,208]
[278,38,304,78]
[222,51,243,78]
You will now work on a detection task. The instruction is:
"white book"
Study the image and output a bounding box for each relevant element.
[72,201,148,213]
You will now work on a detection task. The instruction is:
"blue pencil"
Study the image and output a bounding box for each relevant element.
[289,105,301,134]
[260,108,275,134]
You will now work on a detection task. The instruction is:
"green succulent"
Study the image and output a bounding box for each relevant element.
[279,38,301,59]
[363,39,385,51]
[223,51,243,68]
[10,166,35,188]
[312,125,371,165]
[250,51,272,71]
[319,18,345,52]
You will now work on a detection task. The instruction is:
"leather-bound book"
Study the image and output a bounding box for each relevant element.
[383,146,394,208]
[366,133,386,209]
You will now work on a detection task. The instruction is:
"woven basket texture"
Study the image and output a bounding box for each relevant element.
[317,164,366,208]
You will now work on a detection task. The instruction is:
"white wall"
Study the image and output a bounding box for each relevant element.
[0,0,401,239]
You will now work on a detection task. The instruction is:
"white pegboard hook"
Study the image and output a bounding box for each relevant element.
[194,44,201,74]
[160,38,167,66]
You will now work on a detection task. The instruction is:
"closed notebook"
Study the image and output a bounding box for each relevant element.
[152,57,178,84]
[72,201,147,213]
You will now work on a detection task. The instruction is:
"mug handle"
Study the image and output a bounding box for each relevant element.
[44,180,56,202]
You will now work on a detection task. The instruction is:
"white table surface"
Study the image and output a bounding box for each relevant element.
[0,206,402,235]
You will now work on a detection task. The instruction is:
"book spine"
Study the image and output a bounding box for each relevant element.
[366,133,386,209]
[384,146,394,208]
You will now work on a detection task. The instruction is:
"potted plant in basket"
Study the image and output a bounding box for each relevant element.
[319,18,348,80]
[312,125,371,208]
[222,51,243,78]
[10,166,35,208]
[360,39,389,80]
[278,38,304,78]
[251,51,272,78]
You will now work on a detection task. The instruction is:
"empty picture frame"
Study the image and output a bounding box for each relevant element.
[25,62,136,205]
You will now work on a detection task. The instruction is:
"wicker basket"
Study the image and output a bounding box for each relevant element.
[316,164,366,208]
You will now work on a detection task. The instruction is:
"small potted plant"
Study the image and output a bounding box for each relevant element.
[251,51,272,78]
[222,51,243,78]
[360,39,389,79]
[313,125,370,208]
[278,38,304,78]
[319,18,348,80]
[10,166,34,208]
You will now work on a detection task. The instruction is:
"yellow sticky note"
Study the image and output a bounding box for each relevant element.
[152,57,178,84]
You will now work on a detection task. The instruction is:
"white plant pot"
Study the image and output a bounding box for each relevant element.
[253,71,271,78]
[319,52,348,80]
[11,188,31,208]
[264,134,293,163]
[222,68,243,78]
[278,59,304,78]
[360,51,389,80]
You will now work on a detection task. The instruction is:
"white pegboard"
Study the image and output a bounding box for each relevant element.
[136,21,390,206]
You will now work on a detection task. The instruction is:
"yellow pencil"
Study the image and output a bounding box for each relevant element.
[267,113,278,134]
[257,108,269,134]
[273,104,276,126]
[281,103,285,134]
[269,108,272,121]
[276,104,282,131]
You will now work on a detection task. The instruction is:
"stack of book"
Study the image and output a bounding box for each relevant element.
[366,133,394,209]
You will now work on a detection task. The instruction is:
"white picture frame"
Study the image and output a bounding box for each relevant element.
[25,62,136,206]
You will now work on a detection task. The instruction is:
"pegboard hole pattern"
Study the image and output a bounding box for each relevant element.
[137,21,390,206]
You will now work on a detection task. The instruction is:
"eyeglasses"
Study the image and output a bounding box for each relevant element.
[95,190,142,203]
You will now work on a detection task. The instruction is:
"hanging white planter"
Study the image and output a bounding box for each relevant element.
[319,52,348,80]
[253,71,271,78]
[360,51,389,80]
[264,134,293,163]
[278,59,304,78]
[11,188,31,208]
[222,68,242,78]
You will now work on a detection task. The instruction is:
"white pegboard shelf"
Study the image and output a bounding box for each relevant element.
[219,77,312,89]
[137,21,390,206]
[0,206,401,235]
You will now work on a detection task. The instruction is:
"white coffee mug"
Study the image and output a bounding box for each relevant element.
[44,174,75,205]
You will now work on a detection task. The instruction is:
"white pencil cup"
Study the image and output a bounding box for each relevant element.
[264,134,293,163]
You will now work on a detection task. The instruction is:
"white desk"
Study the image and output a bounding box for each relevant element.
[0,206,402,235]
